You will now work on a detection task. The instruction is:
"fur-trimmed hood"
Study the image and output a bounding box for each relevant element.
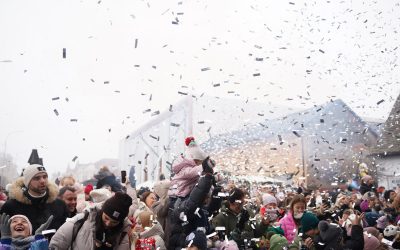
[9,177,59,205]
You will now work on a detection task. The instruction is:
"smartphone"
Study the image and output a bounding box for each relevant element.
[121,170,127,183]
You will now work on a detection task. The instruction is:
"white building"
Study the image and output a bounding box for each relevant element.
[370,94,400,189]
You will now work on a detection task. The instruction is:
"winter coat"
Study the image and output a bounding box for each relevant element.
[169,157,203,198]
[212,205,254,246]
[212,206,238,237]
[0,177,69,232]
[342,225,364,250]
[49,206,131,250]
[152,180,171,229]
[0,235,48,250]
[169,174,213,250]
[278,212,298,243]
[359,182,373,195]
[136,223,166,250]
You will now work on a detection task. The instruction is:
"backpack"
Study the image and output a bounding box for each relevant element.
[69,210,129,249]
[70,211,90,250]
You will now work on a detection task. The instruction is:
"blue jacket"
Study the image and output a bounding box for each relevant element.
[0,235,49,250]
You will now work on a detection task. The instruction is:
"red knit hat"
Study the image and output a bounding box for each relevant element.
[84,184,93,195]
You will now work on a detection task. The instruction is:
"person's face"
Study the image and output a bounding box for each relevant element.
[29,173,48,195]
[305,195,311,203]
[145,193,157,208]
[62,190,77,212]
[305,228,318,236]
[293,202,306,214]
[230,197,245,214]
[62,177,75,187]
[265,203,277,209]
[102,213,120,229]
[10,217,30,238]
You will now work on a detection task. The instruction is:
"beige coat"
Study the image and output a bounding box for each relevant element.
[49,206,131,250]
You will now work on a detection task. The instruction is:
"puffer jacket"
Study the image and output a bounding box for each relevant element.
[169,157,203,198]
[278,212,298,243]
[49,206,131,250]
[0,177,68,232]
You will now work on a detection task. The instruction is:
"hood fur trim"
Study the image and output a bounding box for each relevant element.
[9,177,59,205]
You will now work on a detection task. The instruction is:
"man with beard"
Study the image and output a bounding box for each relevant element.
[0,164,68,232]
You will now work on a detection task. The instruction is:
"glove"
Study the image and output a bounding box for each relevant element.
[35,215,53,235]
[202,157,215,175]
[0,214,11,239]
[237,209,250,231]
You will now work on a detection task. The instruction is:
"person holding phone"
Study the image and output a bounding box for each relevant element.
[288,212,319,250]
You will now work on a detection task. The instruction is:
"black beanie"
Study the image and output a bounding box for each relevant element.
[102,192,132,222]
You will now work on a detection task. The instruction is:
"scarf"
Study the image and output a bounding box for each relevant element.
[11,236,35,250]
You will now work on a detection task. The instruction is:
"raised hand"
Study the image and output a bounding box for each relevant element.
[35,215,53,235]
[0,213,11,239]
[202,157,215,175]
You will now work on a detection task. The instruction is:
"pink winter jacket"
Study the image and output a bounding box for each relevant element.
[169,157,203,198]
[278,212,298,243]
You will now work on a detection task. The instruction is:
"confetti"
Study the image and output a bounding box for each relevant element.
[62,48,66,58]
[72,156,78,162]
[52,97,60,101]
[149,135,159,141]
[134,38,138,48]
[53,109,59,116]
[70,119,78,122]
[377,99,384,105]
[292,131,301,137]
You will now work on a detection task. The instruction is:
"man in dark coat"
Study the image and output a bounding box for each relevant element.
[168,157,219,250]
[0,164,69,232]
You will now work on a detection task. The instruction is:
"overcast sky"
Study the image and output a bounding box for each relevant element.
[0,0,399,175]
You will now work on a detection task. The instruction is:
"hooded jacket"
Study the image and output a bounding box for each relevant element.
[169,157,203,198]
[0,177,68,232]
[49,206,131,250]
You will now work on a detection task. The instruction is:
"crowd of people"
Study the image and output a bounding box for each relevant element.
[0,136,399,250]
